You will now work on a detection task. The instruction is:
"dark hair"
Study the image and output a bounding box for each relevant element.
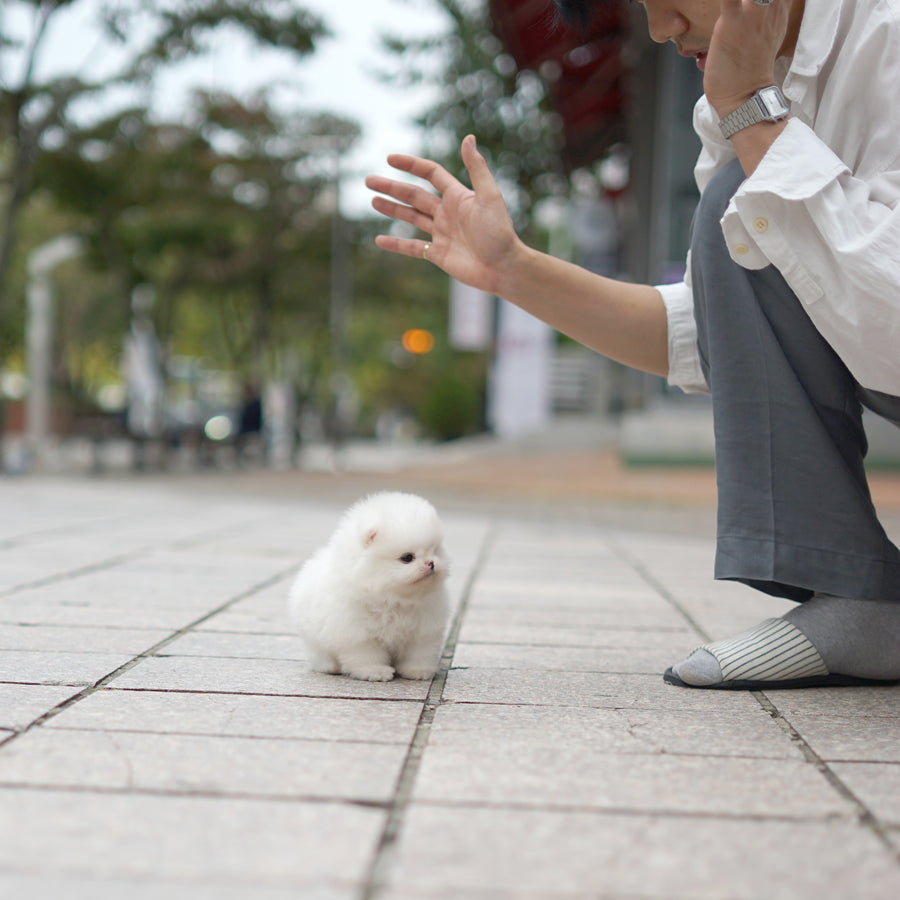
[553,0,603,28]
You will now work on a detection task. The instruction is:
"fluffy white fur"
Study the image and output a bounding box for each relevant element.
[287,492,450,681]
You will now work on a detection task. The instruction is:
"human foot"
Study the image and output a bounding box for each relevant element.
[665,595,900,689]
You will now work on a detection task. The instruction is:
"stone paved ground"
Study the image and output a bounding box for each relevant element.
[2,449,900,898]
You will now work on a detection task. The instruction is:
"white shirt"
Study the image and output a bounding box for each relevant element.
[661,0,900,395]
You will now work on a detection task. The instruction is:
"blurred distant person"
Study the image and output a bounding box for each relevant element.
[236,383,263,465]
[122,287,164,470]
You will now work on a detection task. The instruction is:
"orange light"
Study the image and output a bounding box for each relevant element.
[401,328,435,355]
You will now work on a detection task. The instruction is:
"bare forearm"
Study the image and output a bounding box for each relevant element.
[495,242,670,378]
[366,137,670,378]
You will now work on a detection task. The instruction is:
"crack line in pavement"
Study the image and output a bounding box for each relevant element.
[360,523,497,900]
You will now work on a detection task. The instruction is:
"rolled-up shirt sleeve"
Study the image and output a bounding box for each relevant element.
[656,277,709,394]
[720,117,900,395]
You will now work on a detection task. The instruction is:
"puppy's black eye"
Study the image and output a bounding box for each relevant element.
[399,553,415,564]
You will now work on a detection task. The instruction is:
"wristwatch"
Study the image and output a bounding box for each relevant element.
[718,85,790,139]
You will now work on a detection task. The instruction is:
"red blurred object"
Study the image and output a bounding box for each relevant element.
[489,0,628,169]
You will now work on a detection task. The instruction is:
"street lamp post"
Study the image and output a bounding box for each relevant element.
[25,234,82,470]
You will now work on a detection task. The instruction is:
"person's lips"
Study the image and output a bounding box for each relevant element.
[678,46,709,71]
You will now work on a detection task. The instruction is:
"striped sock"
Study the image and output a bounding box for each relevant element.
[703,618,828,681]
[672,618,828,686]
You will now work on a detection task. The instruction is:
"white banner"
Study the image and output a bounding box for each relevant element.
[449,279,493,351]
[487,300,553,438]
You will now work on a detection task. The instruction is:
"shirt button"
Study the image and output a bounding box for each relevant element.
[754,217,769,233]
[734,244,750,255]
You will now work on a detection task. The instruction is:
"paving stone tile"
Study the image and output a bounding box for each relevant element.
[427,702,803,759]
[456,618,693,649]
[0,728,407,802]
[452,642,675,674]
[473,596,681,617]
[190,608,293,634]
[0,787,384,889]
[830,762,900,826]
[114,551,291,583]
[0,875,351,900]
[468,580,663,605]
[388,806,900,899]
[0,650,136,686]
[379,889,590,900]
[0,683,83,730]
[788,715,900,762]
[763,685,900,717]
[47,688,423,743]
[414,740,846,818]
[111,654,431,699]
[0,596,209,630]
[0,562,66,593]
[0,541,136,581]
[158,630,306,660]
[0,623,171,654]
[472,577,660,602]
[51,564,285,610]
[460,604,690,630]
[442,668,761,712]
[888,829,900,856]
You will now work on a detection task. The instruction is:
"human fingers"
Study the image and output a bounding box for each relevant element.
[706,0,789,110]
[373,233,433,262]
[384,153,461,195]
[460,134,500,197]
[369,194,434,235]
[717,0,788,36]
[365,174,441,219]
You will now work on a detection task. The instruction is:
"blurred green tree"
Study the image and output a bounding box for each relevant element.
[379,0,568,232]
[0,0,327,342]
[32,93,361,407]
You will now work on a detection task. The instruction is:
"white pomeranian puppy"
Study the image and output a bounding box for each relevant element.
[287,492,450,681]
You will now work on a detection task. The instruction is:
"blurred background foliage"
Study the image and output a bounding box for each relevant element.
[380,0,568,236]
[0,0,562,448]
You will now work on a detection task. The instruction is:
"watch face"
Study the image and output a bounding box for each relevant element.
[759,86,789,117]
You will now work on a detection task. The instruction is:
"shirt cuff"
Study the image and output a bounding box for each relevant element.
[720,118,849,270]
[656,281,709,394]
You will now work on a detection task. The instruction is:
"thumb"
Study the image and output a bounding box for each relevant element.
[461,135,497,195]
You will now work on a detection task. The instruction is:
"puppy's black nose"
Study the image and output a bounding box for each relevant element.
[426,560,435,570]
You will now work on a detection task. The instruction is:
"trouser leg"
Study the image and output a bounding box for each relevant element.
[691,159,900,602]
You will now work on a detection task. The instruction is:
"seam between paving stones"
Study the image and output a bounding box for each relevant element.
[0,781,394,809]
[0,565,298,751]
[754,693,900,863]
[360,523,498,900]
[0,514,281,601]
[0,550,148,600]
[607,534,900,866]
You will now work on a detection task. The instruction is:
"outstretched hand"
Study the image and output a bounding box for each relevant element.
[365,135,521,295]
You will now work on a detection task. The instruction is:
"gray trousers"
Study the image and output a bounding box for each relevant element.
[691,158,900,603]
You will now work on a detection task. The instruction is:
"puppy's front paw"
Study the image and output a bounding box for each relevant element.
[397,666,437,681]
[347,664,395,682]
